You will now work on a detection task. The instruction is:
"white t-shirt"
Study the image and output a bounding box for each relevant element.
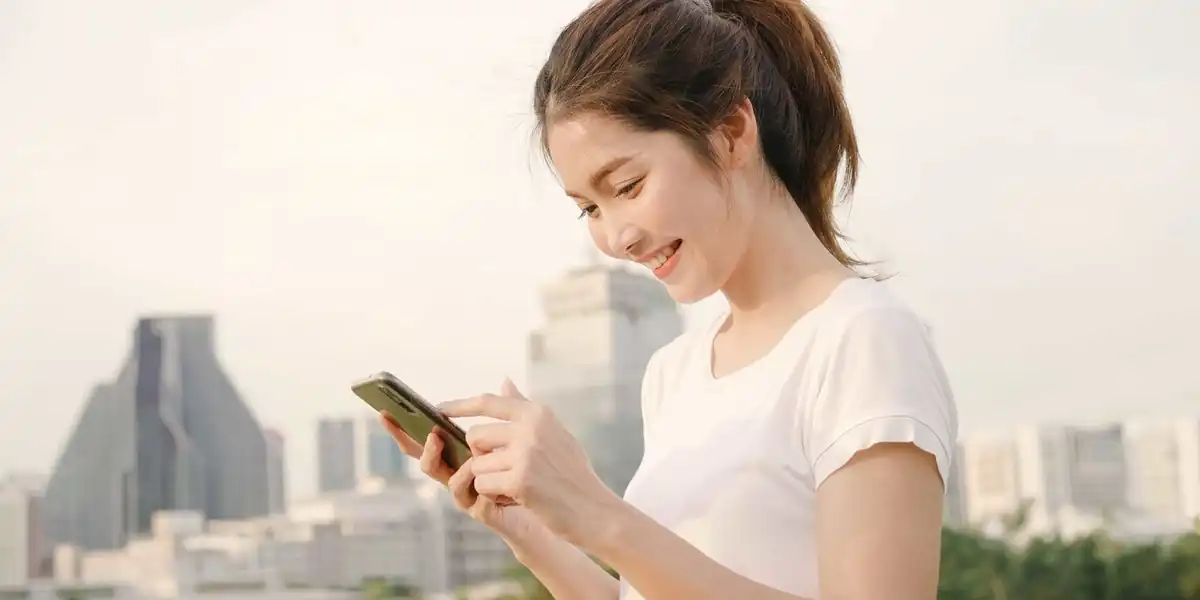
[619,278,958,600]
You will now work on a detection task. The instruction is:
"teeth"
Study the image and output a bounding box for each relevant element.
[642,243,678,270]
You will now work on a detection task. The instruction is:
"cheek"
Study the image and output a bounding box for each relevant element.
[670,185,731,247]
[677,188,745,275]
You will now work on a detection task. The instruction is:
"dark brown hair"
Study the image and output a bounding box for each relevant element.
[534,0,865,270]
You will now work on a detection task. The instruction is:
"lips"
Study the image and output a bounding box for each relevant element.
[639,240,682,270]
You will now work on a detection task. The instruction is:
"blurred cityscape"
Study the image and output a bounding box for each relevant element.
[1,260,1197,599]
[0,262,682,600]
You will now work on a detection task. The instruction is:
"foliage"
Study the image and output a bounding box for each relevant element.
[938,524,1200,600]
[499,563,555,600]
[361,576,422,600]
[498,557,617,600]
[498,524,1200,600]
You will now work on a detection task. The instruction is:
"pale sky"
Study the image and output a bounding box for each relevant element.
[1,0,1197,500]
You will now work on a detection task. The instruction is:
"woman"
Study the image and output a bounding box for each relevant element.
[383,0,957,598]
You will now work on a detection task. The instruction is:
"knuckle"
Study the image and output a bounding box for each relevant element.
[521,421,541,442]
[511,466,530,493]
[529,403,552,422]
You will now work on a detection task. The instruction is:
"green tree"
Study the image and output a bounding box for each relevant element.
[361,577,421,600]
[937,523,1200,600]
[502,563,553,600]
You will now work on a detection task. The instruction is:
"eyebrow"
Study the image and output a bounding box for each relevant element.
[565,155,634,199]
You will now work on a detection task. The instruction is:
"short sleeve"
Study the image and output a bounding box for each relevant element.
[801,307,958,490]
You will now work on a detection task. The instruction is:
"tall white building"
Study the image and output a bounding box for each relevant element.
[0,476,44,586]
[1124,417,1200,523]
[527,263,682,494]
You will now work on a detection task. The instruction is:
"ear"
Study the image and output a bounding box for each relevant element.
[711,97,759,170]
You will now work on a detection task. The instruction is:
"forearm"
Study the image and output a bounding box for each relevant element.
[584,499,808,600]
[503,523,619,600]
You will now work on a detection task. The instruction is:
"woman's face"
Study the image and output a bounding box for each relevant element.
[546,112,755,304]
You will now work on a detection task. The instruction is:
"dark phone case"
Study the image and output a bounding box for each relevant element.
[350,372,472,470]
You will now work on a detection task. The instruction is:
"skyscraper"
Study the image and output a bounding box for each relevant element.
[42,316,270,551]
[361,416,412,484]
[1124,417,1200,522]
[314,415,413,494]
[527,263,682,495]
[264,429,288,515]
[317,418,357,494]
[0,477,43,586]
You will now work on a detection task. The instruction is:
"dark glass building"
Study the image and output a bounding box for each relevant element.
[42,316,269,550]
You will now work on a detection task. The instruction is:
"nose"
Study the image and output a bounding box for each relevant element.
[606,219,643,258]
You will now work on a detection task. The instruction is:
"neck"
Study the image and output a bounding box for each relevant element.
[720,193,853,325]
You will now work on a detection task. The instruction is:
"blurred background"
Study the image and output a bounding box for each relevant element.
[1,0,1197,598]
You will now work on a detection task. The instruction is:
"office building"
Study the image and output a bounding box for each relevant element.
[25,481,514,598]
[265,429,288,515]
[0,478,43,586]
[527,263,682,494]
[41,316,270,551]
[1064,423,1128,512]
[317,419,357,494]
[1124,417,1200,522]
[360,417,411,484]
[317,415,414,494]
[959,424,1122,533]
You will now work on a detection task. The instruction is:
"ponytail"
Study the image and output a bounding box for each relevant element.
[712,0,864,269]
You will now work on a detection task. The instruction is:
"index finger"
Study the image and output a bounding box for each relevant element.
[439,393,527,421]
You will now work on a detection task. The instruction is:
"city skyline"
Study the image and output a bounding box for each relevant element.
[1,0,1197,500]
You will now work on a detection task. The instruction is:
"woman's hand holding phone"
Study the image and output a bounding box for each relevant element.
[379,400,540,542]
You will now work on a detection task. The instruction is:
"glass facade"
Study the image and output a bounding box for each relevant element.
[42,316,269,551]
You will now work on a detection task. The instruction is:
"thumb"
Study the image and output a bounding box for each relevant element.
[500,377,526,400]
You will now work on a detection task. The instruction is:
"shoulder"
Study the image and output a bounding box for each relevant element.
[810,278,935,351]
[796,279,946,384]
[794,279,959,489]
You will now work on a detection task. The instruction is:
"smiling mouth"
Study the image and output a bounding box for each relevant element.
[641,240,682,270]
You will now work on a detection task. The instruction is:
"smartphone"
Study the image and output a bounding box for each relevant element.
[350,371,472,471]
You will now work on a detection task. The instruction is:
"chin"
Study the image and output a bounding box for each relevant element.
[663,280,718,305]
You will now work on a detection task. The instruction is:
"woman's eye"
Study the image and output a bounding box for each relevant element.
[615,177,644,198]
[577,205,599,220]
